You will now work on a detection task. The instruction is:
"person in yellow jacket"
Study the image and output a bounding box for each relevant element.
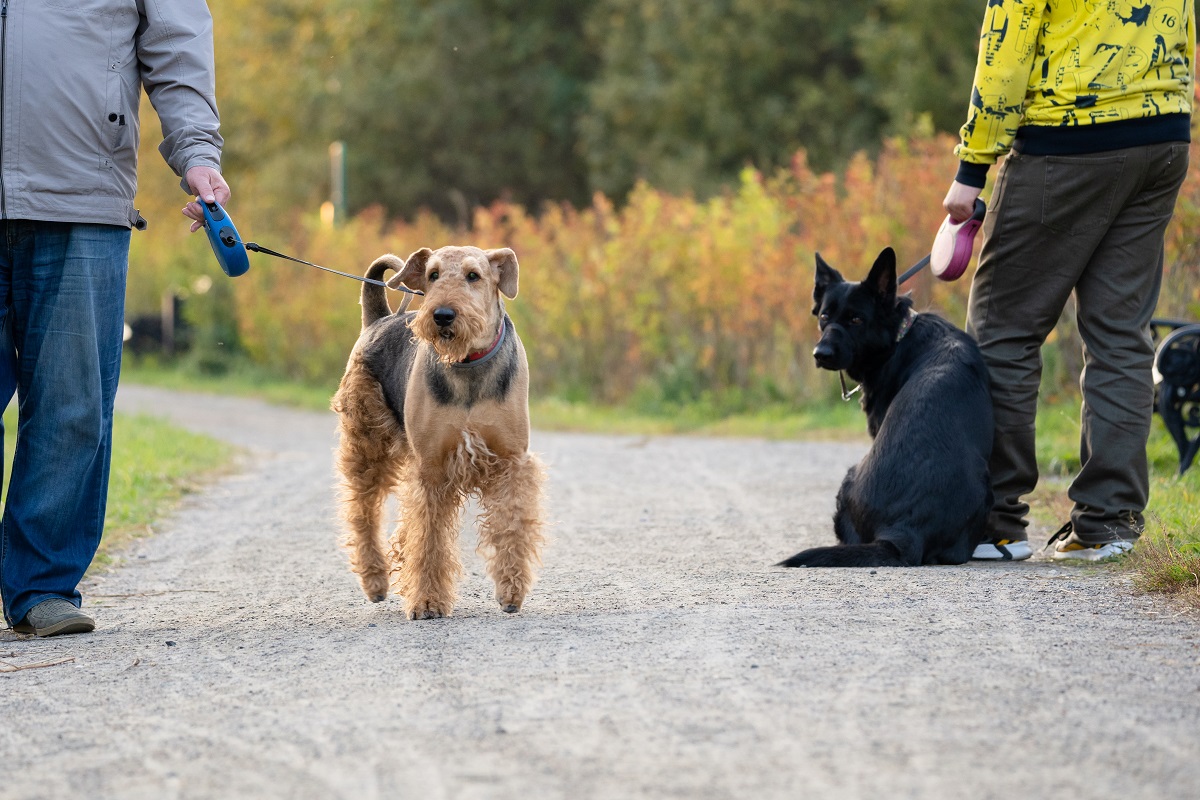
[943,0,1194,562]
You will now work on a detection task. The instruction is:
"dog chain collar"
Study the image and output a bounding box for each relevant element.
[838,308,920,401]
[896,307,918,342]
[838,371,861,401]
[456,320,507,366]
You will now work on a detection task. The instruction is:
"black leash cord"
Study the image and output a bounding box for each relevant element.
[897,254,930,286]
[242,241,425,296]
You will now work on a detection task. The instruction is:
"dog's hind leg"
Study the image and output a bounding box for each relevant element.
[478,452,547,613]
[395,464,465,620]
[332,359,406,602]
[833,467,867,544]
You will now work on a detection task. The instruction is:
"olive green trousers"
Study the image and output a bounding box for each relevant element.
[966,141,1189,545]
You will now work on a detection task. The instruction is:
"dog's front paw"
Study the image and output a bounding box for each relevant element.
[406,598,452,620]
[495,585,527,614]
[360,573,390,603]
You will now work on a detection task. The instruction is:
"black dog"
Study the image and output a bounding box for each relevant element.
[778,248,993,567]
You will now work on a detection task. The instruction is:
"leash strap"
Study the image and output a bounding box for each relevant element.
[897,255,931,286]
[243,242,425,296]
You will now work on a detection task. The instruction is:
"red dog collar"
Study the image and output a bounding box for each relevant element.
[460,322,506,364]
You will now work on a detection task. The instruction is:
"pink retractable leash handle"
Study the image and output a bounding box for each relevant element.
[930,198,987,281]
[897,198,987,285]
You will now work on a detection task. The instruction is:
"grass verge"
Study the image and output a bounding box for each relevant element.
[1028,400,1200,608]
[2,405,235,572]
[123,361,870,440]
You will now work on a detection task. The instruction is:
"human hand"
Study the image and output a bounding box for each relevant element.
[943,181,982,223]
[183,166,231,233]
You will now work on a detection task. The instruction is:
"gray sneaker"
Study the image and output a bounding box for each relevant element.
[12,598,95,637]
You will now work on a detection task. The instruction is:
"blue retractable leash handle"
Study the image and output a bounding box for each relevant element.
[199,200,423,295]
[201,200,250,277]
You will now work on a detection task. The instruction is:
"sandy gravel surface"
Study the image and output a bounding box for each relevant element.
[2,384,1198,800]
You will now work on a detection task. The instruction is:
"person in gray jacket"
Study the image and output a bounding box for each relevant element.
[0,0,231,636]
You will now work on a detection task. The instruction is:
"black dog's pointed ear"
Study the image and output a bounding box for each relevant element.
[813,253,843,315]
[866,247,897,303]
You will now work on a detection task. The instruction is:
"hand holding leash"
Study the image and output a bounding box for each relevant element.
[930,197,987,281]
[898,198,987,285]
[196,200,423,295]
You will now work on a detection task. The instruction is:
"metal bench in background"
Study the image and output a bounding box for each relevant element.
[1151,318,1200,475]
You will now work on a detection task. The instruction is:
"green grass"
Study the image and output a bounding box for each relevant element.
[124,359,337,412]
[528,396,867,439]
[2,404,235,571]
[1030,398,1200,606]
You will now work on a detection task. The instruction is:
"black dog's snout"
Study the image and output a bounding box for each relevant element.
[813,341,837,368]
[433,307,457,327]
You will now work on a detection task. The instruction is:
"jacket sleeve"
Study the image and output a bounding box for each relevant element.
[954,0,1046,187]
[135,0,224,193]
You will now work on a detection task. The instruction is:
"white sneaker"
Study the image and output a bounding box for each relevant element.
[971,539,1033,561]
[1046,522,1136,561]
[1051,539,1135,561]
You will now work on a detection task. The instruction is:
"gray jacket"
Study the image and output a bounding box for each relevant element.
[1,0,223,229]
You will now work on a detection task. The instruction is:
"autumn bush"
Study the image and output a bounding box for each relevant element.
[130,133,1200,412]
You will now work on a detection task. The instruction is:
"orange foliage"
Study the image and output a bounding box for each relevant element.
[223,133,1200,406]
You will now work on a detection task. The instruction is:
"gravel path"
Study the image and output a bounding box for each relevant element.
[1,384,1198,799]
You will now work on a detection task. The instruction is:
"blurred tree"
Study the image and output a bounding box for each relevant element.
[212,0,596,222]
[194,0,980,221]
[579,0,889,200]
[853,0,980,139]
[337,0,596,221]
[209,0,348,224]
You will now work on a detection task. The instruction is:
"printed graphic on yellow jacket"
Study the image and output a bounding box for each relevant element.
[956,0,1195,165]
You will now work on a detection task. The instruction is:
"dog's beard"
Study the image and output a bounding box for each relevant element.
[410,307,495,364]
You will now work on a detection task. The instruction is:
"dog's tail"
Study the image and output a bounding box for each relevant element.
[361,254,408,329]
[776,542,909,568]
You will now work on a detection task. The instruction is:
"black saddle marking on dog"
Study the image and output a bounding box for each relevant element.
[423,316,519,409]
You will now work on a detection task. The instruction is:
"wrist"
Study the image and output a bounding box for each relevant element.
[954,161,989,189]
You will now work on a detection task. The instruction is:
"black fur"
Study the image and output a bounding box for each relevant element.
[778,248,994,568]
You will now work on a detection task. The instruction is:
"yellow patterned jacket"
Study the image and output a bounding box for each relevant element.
[955,0,1195,187]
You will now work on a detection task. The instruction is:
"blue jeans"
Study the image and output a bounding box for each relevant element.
[0,221,129,626]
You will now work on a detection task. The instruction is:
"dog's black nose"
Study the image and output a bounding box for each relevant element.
[433,307,456,327]
[813,342,837,369]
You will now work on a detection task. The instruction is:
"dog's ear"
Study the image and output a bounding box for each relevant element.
[394,248,433,292]
[813,253,843,315]
[486,248,519,298]
[866,247,897,303]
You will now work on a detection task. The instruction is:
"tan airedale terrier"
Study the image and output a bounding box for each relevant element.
[331,245,546,620]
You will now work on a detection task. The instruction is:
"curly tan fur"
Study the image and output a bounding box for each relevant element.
[333,245,546,620]
[332,355,408,603]
[409,300,493,365]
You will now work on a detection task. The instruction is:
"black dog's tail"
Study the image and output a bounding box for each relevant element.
[776,542,909,568]
[361,254,408,329]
